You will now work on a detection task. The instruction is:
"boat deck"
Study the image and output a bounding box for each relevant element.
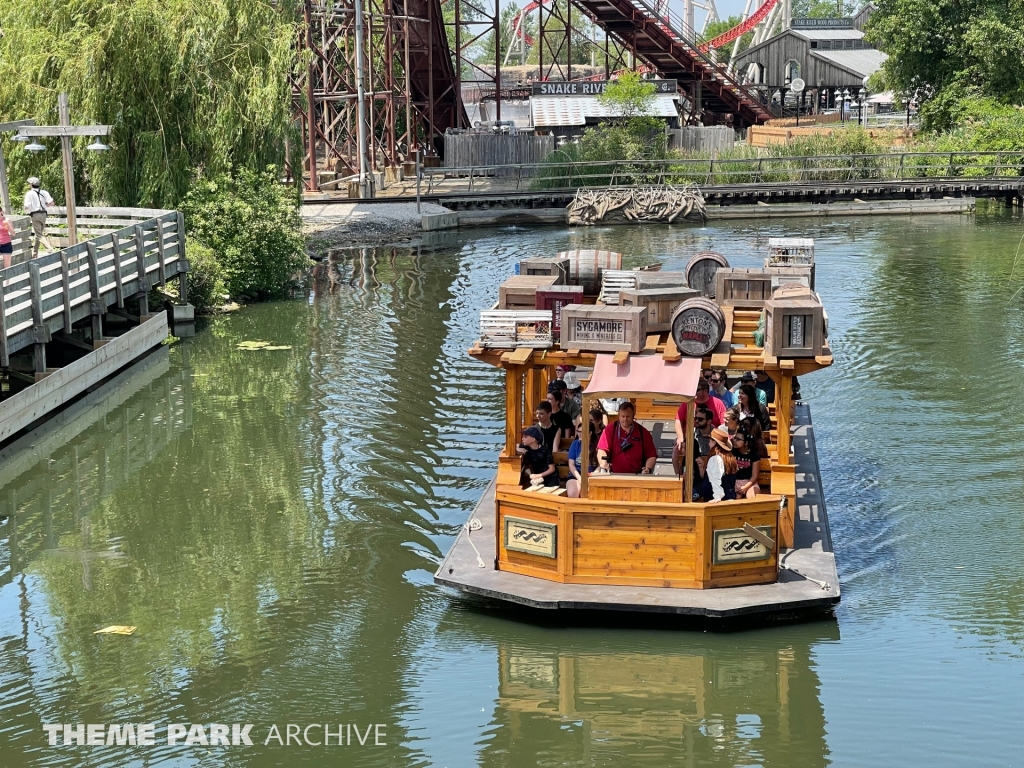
[434,403,840,618]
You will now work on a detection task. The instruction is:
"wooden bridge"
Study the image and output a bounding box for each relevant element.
[412,151,1024,210]
[0,207,188,444]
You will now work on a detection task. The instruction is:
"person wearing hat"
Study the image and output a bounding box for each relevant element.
[23,177,55,258]
[755,370,776,404]
[698,427,738,503]
[561,370,583,413]
[517,426,558,489]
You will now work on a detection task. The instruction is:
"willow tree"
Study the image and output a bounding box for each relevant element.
[0,0,299,208]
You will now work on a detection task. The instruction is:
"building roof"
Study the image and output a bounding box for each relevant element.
[810,48,888,79]
[794,28,865,40]
[531,95,678,127]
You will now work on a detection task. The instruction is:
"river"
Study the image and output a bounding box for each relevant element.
[1,207,1023,767]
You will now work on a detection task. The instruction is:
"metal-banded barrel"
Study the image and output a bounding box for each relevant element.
[671,297,726,357]
[685,251,730,298]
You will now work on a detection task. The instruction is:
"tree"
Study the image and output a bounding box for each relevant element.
[867,0,1024,130]
[792,0,860,17]
[477,2,525,65]
[702,15,754,64]
[598,70,657,118]
[0,0,297,209]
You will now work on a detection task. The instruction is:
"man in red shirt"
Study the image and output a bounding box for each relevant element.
[678,378,724,428]
[595,402,658,474]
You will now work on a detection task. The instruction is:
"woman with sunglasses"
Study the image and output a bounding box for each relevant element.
[723,406,741,437]
[566,410,605,497]
[739,384,772,434]
[731,430,761,498]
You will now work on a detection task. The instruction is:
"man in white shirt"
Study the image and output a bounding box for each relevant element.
[23,177,54,257]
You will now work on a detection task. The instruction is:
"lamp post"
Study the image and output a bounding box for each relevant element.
[15,93,110,246]
[857,87,867,126]
[842,88,851,124]
[0,120,34,215]
[834,89,843,122]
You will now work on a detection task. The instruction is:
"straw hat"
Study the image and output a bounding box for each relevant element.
[709,427,732,451]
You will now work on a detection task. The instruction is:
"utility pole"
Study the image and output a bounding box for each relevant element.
[18,95,110,246]
[0,120,34,215]
[354,0,373,198]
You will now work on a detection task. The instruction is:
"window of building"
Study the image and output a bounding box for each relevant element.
[786,60,801,81]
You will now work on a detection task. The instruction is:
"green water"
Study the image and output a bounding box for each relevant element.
[2,208,1024,767]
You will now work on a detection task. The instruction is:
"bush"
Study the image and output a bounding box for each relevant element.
[184,238,228,314]
[182,167,306,301]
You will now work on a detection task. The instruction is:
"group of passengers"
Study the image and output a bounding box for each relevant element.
[518,365,778,503]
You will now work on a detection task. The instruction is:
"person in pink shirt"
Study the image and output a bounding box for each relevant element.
[0,212,13,268]
[676,377,724,431]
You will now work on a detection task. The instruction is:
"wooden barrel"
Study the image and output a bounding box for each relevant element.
[671,297,726,357]
[685,251,730,298]
[557,249,623,295]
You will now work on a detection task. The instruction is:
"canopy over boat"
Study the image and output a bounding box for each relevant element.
[585,353,701,401]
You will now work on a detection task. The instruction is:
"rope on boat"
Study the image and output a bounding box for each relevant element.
[465,518,487,568]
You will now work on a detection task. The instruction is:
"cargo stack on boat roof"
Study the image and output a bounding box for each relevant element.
[452,236,839,620]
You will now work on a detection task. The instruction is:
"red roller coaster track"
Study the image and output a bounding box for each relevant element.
[698,0,778,52]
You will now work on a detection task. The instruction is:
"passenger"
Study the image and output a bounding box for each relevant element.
[595,401,657,475]
[0,211,13,269]
[687,378,724,428]
[732,371,768,407]
[739,384,771,434]
[755,370,776,404]
[561,371,584,414]
[708,369,736,408]
[517,426,558,489]
[672,403,713,475]
[724,406,741,437]
[548,379,580,424]
[533,401,564,452]
[731,430,761,498]
[740,416,770,460]
[546,389,575,440]
[554,364,570,380]
[700,427,737,503]
[566,413,602,498]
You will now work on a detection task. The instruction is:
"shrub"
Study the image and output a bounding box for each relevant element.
[182,166,306,301]
[183,238,227,314]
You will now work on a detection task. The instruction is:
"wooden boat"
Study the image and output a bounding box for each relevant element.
[435,251,840,619]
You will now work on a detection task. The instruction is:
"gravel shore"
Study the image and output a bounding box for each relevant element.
[302,200,452,251]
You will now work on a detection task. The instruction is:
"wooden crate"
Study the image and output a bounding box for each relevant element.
[480,310,554,348]
[556,249,622,295]
[767,263,815,290]
[619,286,699,332]
[764,284,825,358]
[715,268,774,308]
[519,257,569,284]
[766,237,814,266]
[599,269,638,305]
[561,304,648,353]
[535,285,584,340]
[499,275,559,309]
[635,270,689,290]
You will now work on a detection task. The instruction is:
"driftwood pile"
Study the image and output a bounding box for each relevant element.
[566,185,707,226]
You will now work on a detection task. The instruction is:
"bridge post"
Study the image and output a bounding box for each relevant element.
[134,225,151,320]
[86,242,104,343]
[28,261,49,376]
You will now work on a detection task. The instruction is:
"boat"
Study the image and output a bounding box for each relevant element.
[435,246,840,620]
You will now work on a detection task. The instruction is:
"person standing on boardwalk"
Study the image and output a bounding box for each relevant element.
[0,211,14,268]
[23,177,54,257]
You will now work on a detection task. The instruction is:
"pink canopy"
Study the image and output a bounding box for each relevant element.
[583,354,702,400]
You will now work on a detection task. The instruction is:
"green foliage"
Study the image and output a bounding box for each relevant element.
[702,16,753,64]
[598,71,657,118]
[0,0,298,208]
[792,0,860,17]
[868,0,1024,132]
[183,238,228,314]
[182,167,306,301]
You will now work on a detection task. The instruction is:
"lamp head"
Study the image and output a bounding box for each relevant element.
[25,140,46,153]
[86,138,110,152]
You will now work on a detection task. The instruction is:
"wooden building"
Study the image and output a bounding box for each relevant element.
[733,15,886,101]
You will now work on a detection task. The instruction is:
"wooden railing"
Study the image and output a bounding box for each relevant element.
[0,208,185,365]
[423,151,1024,194]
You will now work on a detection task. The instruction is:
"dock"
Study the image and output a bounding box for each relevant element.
[435,403,839,619]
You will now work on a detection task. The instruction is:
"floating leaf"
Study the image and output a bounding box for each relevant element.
[94,625,137,636]
[263,345,292,351]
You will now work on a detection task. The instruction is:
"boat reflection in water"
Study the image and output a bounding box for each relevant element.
[480,624,837,766]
